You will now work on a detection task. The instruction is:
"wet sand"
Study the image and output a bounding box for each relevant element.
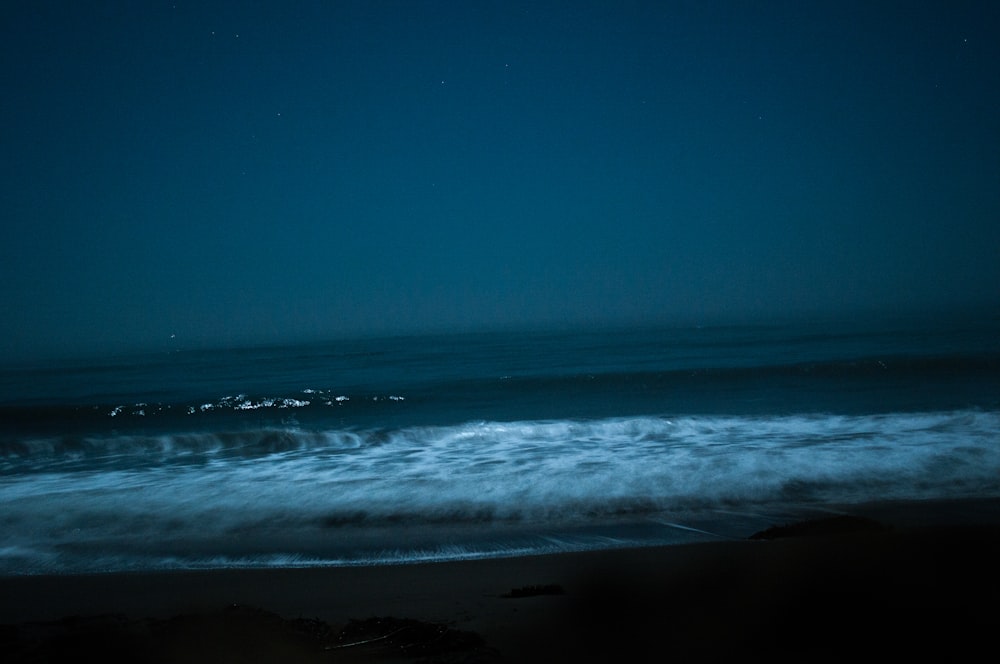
[3,499,1000,662]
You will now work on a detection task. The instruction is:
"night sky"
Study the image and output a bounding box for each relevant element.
[2,1,999,360]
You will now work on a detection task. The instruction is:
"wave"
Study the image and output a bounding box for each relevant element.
[4,408,999,473]
[3,409,1000,574]
[4,409,999,503]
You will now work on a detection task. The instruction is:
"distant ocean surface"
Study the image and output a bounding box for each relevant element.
[2,314,999,575]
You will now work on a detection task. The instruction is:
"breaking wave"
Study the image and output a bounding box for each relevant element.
[2,409,1000,573]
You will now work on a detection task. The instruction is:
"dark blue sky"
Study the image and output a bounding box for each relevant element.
[2,1,999,359]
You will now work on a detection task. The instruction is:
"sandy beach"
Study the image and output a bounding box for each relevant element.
[3,498,999,662]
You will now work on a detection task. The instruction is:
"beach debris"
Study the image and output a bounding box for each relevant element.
[748,515,888,540]
[501,584,565,598]
[331,616,489,658]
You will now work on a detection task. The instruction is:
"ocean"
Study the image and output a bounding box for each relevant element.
[2,313,999,575]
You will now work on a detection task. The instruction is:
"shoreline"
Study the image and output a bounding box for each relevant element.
[4,497,1000,661]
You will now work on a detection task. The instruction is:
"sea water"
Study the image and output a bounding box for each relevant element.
[2,313,999,574]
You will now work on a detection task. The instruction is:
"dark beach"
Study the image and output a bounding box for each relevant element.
[3,498,999,662]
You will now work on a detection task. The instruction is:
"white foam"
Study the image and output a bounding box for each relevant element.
[4,410,1000,574]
